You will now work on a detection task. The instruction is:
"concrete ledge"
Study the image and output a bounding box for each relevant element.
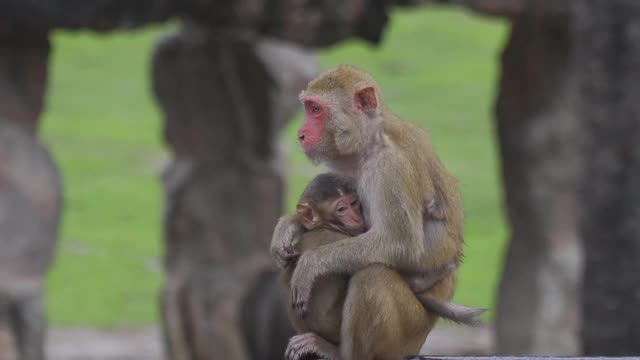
[407,357,640,360]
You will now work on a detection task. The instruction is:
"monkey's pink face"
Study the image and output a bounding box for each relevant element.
[298,96,328,151]
[331,193,368,235]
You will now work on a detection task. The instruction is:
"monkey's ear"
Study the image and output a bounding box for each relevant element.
[296,203,318,230]
[354,86,378,115]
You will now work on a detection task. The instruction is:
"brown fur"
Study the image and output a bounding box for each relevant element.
[282,229,434,360]
[280,173,481,360]
[271,65,468,359]
[281,229,348,344]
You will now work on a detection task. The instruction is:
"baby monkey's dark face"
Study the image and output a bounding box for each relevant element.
[296,173,368,237]
[323,190,367,236]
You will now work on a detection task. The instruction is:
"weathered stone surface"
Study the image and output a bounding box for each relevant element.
[0,120,61,283]
[255,38,320,133]
[571,0,640,355]
[0,28,58,283]
[0,120,61,360]
[0,0,173,31]
[0,0,389,45]
[0,0,570,33]
[240,270,294,360]
[0,28,49,133]
[152,25,318,359]
[408,357,630,360]
[397,0,568,17]
[0,319,16,360]
[0,28,59,360]
[494,15,582,355]
[258,0,390,46]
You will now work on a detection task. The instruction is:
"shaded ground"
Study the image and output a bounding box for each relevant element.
[43,324,493,359]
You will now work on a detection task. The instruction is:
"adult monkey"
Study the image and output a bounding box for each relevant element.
[271,65,464,356]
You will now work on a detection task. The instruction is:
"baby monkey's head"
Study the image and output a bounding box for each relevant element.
[296,173,367,236]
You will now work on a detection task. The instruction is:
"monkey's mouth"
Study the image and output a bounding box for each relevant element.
[300,144,328,165]
[353,224,369,235]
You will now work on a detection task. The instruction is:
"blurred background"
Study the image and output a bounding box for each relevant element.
[1,0,638,359]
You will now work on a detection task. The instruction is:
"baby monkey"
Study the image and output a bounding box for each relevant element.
[281,173,484,360]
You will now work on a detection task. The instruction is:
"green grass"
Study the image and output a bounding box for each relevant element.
[42,26,172,325]
[42,8,508,326]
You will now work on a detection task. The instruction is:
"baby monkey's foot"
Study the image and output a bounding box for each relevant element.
[285,332,341,360]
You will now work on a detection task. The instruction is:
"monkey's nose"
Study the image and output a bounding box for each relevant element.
[298,132,305,141]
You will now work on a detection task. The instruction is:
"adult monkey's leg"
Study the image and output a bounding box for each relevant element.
[341,266,437,360]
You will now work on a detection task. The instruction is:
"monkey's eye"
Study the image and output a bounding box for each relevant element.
[311,104,320,114]
[336,206,347,215]
[351,200,359,207]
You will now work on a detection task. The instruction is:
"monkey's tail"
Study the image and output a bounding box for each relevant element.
[417,294,486,327]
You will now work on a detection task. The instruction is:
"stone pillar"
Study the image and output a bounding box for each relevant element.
[152,24,318,359]
[571,0,640,355]
[0,27,61,360]
[494,15,582,355]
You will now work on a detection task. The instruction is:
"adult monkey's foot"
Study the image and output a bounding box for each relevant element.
[285,333,341,360]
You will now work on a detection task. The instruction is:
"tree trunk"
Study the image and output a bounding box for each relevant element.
[571,0,640,355]
[0,27,61,360]
[494,14,582,355]
[152,24,318,360]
